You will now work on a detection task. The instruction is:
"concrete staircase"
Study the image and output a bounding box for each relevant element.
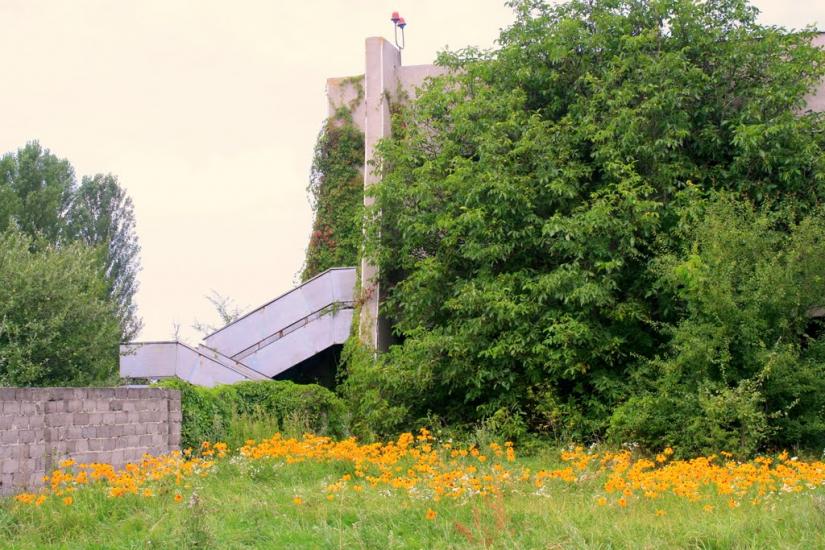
[119,267,356,387]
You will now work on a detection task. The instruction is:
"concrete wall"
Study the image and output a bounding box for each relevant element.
[807,33,825,112]
[0,387,181,495]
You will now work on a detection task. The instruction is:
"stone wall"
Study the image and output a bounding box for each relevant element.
[0,387,181,495]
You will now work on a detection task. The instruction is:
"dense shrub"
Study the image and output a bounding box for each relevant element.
[157,379,350,449]
[347,0,825,453]
[608,197,825,455]
[0,230,120,386]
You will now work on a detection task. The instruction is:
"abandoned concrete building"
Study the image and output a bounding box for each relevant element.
[120,33,825,388]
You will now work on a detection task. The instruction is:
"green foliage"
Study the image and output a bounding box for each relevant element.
[338,338,412,441]
[66,174,142,340]
[301,109,365,280]
[609,197,825,455]
[0,231,120,386]
[0,141,74,243]
[352,0,825,451]
[0,141,142,339]
[157,379,350,449]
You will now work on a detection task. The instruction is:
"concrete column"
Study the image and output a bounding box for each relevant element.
[359,37,401,351]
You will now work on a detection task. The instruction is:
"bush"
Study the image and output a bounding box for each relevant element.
[157,379,350,449]
[607,197,825,454]
[338,339,413,441]
[0,230,120,386]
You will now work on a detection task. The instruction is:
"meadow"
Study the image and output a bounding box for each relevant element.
[2,429,825,549]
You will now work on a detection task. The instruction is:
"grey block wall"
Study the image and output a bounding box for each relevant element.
[0,387,181,495]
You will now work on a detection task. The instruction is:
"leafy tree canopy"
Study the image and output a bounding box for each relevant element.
[0,231,120,386]
[0,142,142,339]
[349,0,825,453]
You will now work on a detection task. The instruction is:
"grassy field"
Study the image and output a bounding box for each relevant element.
[1,431,825,549]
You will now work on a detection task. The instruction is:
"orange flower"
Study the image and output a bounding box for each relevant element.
[15,493,36,505]
[62,496,73,506]
[174,493,183,503]
[425,508,437,521]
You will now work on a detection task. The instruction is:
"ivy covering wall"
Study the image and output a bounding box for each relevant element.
[301,107,365,281]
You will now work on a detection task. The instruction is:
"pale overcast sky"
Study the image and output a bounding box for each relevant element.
[1,1,822,341]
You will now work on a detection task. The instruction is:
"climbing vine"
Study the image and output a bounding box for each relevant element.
[302,104,365,281]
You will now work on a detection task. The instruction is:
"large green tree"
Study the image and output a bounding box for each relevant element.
[348,0,825,450]
[67,174,142,340]
[0,141,74,243]
[0,142,142,339]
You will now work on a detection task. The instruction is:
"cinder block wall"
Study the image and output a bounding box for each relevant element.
[0,387,181,495]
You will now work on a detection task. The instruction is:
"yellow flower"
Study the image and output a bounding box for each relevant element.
[655,509,666,517]
[62,496,73,506]
[293,497,303,506]
[596,496,608,506]
[35,495,47,506]
[703,504,714,512]
[425,508,437,521]
[15,493,36,505]
[326,494,335,501]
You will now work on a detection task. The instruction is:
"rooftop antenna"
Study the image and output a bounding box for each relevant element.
[391,11,406,55]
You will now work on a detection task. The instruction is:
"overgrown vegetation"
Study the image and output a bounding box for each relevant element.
[0,231,120,386]
[0,141,141,386]
[344,0,825,454]
[0,142,142,341]
[301,102,365,281]
[5,432,825,548]
[157,379,349,449]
